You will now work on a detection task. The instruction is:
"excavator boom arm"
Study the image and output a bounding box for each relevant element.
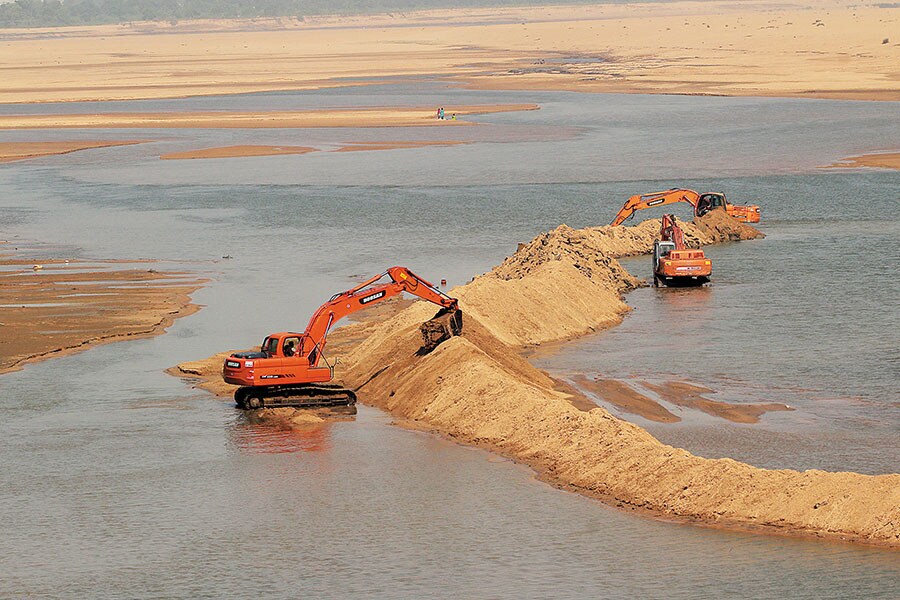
[302,266,457,357]
[660,214,687,249]
[610,189,701,226]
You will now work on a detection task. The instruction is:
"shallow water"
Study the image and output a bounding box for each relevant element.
[535,176,900,475]
[1,86,899,597]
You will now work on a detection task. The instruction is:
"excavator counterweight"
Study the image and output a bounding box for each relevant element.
[223,267,461,411]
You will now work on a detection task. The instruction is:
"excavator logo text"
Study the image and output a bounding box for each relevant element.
[360,291,386,305]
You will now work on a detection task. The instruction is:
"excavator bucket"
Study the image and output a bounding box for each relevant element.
[420,308,463,353]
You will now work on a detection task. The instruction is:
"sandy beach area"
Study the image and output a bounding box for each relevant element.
[160,140,466,160]
[0,245,206,375]
[0,0,896,104]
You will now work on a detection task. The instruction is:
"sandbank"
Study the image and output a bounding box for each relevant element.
[0,140,144,162]
[0,105,537,130]
[572,375,680,423]
[827,152,900,170]
[569,376,792,424]
[0,1,896,104]
[0,247,206,374]
[640,380,793,424]
[159,140,468,160]
[160,144,315,160]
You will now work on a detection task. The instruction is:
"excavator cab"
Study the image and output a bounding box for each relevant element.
[696,193,726,216]
[653,240,677,271]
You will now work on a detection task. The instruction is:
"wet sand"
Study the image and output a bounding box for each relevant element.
[0,246,206,375]
[827,152,900,170]
[640,380,793,424]
[572,375,680,423]
[569,376,793,424]
[0,140,145,162]
[160,141,468,160]
[0,1,896,104]
[160,144,315,160]
[334,141,467,153]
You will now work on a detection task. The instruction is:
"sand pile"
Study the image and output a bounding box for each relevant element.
[338,214,899,547]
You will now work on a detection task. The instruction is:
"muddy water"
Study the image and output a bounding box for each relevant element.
[1,87,899,596]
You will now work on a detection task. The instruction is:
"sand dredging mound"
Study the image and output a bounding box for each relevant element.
[339,212,900,547]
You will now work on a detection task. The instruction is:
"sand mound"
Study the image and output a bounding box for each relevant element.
[455,211,763,347]
[340,214,899,547]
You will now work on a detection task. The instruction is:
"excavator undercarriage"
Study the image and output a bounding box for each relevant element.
[234,383,358,412]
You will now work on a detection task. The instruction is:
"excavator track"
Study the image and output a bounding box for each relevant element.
[655,275,710,287]
[234,383,357,412]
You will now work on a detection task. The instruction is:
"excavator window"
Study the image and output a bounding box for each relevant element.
[700,194,725,208]
[262,336,279,357]
[697,194,722,216]
[283,337,301,357]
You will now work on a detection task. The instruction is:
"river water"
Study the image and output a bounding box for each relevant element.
[1,85,898,597]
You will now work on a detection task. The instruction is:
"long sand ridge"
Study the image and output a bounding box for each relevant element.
[172,212,900,547]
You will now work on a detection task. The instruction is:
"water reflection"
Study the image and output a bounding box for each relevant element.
[227,414,351,454]
[653,284,714,314]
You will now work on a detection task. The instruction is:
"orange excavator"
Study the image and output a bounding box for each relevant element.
[652,214,712,287]
[223,266,461,410]
[610,188,761,226]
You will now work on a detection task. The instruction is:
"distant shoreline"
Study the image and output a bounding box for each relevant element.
[1,1,897,104]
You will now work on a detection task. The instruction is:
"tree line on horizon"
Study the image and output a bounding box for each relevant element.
[0,0,542,28]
